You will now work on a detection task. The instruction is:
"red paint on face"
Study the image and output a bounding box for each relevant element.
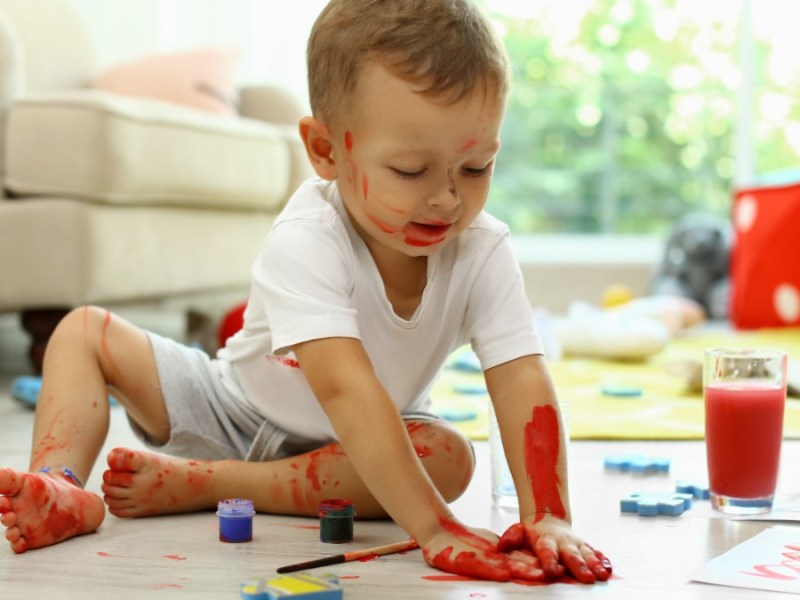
[524,405,565,522]
[367,212,398,234]
[376,197,408,215]
[403,222,450,247]
[344,131,354,152]
[459,138,478,152]
[362,173,369,200]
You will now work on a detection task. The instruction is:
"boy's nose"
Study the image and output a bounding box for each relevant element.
[427,172,458,208]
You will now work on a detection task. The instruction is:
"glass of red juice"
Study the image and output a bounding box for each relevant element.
[704,348,788,514]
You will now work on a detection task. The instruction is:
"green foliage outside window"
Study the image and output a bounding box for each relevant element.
[482,0,800,235]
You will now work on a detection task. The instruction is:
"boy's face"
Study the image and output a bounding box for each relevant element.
[326,63,505,259]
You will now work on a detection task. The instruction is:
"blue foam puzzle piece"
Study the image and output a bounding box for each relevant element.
[437,407,479,422]
[676,480,710,500]
[452,383,488,395]
[449,350,481,373]
[604,454,670,474]
[601,384,643,397]
[620,492,693,516]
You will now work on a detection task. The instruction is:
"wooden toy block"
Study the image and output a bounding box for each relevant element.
[241,573,342,599]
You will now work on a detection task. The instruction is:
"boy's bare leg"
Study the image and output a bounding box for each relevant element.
[0,307,170,553]
[103,419,474,519]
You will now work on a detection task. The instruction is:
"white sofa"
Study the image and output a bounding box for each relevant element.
[0,0,312,371]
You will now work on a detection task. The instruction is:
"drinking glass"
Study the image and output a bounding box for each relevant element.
[704,348,787,514]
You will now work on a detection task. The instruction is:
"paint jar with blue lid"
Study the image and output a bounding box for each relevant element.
[318,499,355,544]
[217,498,254,543]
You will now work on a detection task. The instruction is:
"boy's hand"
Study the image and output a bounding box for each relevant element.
[497,516,612,584]
[421,519,546,582]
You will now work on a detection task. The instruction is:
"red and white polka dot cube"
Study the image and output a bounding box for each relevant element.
[731,182,800,329]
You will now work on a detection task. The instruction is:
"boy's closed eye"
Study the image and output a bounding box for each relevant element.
[391,167,428,179]
[462,162,493,177]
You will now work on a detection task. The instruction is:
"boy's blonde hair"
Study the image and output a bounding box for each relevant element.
[307,0,509,124]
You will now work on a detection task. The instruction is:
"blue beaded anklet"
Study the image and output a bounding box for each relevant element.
[37,466,84,489]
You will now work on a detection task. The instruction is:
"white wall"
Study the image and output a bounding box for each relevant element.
[65,0,328,109]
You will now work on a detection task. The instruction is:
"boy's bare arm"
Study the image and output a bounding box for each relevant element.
[292,336,452,545]
[484,354,570,521]
[485,354,612,583]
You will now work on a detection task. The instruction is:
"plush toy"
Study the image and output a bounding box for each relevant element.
[218,301,247,349]
[650,212,732,320]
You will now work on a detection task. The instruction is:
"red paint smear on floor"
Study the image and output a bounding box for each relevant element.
[422,574,581,586]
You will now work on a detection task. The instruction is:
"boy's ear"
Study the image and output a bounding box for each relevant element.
[299,116,337,180]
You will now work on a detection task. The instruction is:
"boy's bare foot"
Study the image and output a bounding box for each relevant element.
[102,448,217,517]
[0,468,105,553]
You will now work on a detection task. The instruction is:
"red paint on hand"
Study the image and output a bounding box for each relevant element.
[426,546,511,582]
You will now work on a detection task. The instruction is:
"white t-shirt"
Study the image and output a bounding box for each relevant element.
[218,178,542,442]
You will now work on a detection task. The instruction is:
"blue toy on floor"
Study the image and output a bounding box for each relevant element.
[11,375,117,408]
[620,492,694,516]
[604,454,671,474]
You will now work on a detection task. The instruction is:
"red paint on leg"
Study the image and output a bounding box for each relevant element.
[524,405,565,522]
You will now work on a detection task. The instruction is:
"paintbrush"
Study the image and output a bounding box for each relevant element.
[276,538,420,574]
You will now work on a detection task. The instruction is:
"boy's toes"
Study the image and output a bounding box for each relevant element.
[102,470,134,488]
[10,536,28,554]
[1,510,17,527]
[107,448,142,472]
[0,468,24,495]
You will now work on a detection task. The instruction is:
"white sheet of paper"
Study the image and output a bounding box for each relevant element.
[692,526,800,594]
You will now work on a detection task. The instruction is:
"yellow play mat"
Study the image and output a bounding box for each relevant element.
[430,327,800,440]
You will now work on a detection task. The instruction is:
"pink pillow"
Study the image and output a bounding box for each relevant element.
[92,48,239,115]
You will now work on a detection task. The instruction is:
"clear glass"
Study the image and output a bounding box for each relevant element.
[704,348,787,514]
[489,401,569,510]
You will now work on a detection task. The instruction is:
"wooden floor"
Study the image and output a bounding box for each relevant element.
[0,373,794,599]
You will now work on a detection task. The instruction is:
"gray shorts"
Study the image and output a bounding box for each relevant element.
[135,332,440,462]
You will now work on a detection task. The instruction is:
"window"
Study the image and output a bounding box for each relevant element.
[481,0,800,235]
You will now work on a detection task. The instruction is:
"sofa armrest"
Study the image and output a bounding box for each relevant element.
[238,84,307,126]
[239,85,315,198]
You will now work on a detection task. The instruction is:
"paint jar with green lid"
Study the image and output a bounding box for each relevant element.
[318,499,355,543]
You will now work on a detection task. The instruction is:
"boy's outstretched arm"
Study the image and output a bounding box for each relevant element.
[292,337,541,582]
[485,354,613,584]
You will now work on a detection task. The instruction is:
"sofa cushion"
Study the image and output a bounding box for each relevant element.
[92,48,239,116]
[0,197,273,311]
[4,90,290,211]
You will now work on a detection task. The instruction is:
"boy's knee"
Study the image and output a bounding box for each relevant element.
[406,419,475,502]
